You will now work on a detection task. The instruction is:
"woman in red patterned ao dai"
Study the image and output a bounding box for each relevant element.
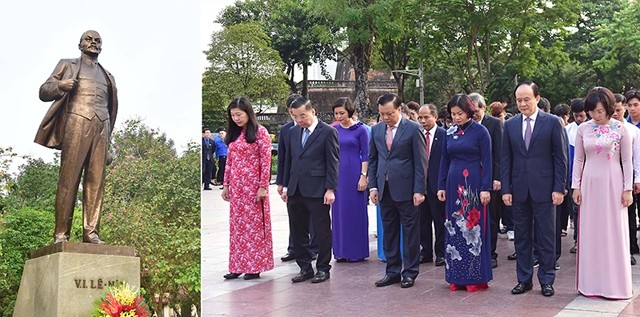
[221,97,274,280]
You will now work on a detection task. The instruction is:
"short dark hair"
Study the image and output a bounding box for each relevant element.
[289,95,313,111]
[553,104,570,117]
[624,90,640,103]
[614,93,626,104]
[570,98,585,113]
[286,93,302,109]
[332,97,355,117]
[202,128,211,133]
[514,81,540,97]
[226,97,259,144]
[406,101,420,113]
[584,87,615,117]
[377,93,402,108]
[447,94,478,118]
[537,97,550,112]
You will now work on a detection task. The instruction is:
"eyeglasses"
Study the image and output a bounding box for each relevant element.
[292,113,309,121]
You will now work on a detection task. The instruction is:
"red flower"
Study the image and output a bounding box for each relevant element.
[457,129,464,135]
[461,199,469,207]
[467,208,480,228]
[100,294,122,315]
[457,185,465,195]
[463,169,469,178]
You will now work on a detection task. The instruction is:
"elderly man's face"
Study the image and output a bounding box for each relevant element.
[79,30,102,56]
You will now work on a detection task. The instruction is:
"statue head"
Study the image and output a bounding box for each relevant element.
[78,30,102,57]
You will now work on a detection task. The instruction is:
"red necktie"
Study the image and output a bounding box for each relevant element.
[425,131,431,158]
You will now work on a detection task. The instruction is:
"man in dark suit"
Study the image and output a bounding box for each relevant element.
[37,30,118,244]
[470,93,504,268]
[276,94,318,262]
[501,81,567,297]
[281,96,339,284]
[417,104,446,267]
[202,128,215,190]
[369,93,427,289]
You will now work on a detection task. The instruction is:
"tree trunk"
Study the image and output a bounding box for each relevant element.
[286,63,298,94]
[302,64,309,97]
[351,42,372,118]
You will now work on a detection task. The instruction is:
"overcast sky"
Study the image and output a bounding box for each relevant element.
[0,0,202,167]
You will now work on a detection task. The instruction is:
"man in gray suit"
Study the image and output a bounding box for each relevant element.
[369,93,427,288]
[282,96,339,284]
[36,30,117,244]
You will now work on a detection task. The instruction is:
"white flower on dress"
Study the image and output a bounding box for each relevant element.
[462,224,481,245]
[456,218,468,231]
[446,125,458,135]
[446,244,462,261]
[469,238,483,256]
[445,219,456,236]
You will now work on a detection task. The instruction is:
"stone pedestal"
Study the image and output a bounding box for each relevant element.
[13,242,140,317]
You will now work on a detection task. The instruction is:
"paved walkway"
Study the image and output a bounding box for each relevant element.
[202,185,640,316]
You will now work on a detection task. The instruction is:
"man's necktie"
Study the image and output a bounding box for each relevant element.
[524,117,532,150]
[425,131,431,158]
[386,126,394,151]
[302,128,310,147]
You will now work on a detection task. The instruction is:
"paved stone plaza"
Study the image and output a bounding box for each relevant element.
[202,186,640,316]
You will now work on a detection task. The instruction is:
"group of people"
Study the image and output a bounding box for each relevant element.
[201,127,227,190]
[217,81,638,300]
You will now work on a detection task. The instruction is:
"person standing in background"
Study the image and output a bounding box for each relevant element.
[214,127,228,188]
[202,128,215,190]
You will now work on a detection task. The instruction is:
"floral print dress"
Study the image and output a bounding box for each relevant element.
[224,125,274,274]
[438,120,493,285]
[572,119,633,299]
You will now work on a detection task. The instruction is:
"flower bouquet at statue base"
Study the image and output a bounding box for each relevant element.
[91,282,151,317]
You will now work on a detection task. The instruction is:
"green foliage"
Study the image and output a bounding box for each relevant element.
[202,22,289,130]
[102,119,200,316]
[0,208,53,316]
[2,157,59,213]
[214,0,339,97]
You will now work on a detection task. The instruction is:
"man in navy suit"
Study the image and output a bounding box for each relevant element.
[417,104,447,266]
[276,94,319,262]
[369,93,427,288]
[470,93,504,268]
[202,128,215,190]
[282,96,339,284]
[501,81,567,297]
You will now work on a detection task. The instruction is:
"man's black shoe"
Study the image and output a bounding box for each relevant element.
[541,284,555,297]
[281,252,295,262]
[311,271,330,283]
[507,252,517,260]
[511,282,533,294]
[291,271,314,283]
[435,257,446,266]
[375,275,401,287]
[400,277,415,288]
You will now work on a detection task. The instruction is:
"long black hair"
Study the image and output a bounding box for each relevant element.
[225,97,259,144]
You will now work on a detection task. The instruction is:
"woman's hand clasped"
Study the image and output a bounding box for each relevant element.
[479,191,491,205]
[221,185,230,201]
[256,187,268,202]
[623,190,633,208]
